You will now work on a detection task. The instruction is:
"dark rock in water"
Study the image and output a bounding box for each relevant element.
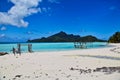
[0,52,8,56]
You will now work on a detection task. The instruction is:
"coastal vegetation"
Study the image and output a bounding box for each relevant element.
[28,31,106,42]
[108,32,120,43]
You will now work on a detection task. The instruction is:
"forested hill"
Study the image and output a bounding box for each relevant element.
[108,32,120,43]
[27,31,106,42]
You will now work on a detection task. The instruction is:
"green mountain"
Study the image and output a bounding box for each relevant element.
[27,31,106,42]
[108,32,120,43]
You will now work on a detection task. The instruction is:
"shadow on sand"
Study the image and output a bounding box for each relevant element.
[77,55,120,61]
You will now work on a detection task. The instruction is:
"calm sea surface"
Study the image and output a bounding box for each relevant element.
[0,42,108,53]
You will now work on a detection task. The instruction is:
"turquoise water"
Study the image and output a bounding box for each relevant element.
[0,42,107,53]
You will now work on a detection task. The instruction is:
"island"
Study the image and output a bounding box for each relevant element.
[27,31,106,42]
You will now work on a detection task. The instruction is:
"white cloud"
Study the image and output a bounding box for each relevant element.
[42,7,51,13]
[48,0,60,4]
[27,31,33,35]
[1,26,6,31]
[42,8,48,12]
[0,34,5,38]
[0,0,42,27]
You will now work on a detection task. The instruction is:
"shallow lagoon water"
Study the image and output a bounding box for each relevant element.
[0,42,107,53]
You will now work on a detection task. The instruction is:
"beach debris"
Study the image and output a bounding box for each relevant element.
[45,73,48,76]
[70,66,120,75]
[1,66,3,68]
[33,72,36,74]
[25,75,30,78]
[58,69,62,72]
[70,67,74,70]
[110,47,120,53]
[40,72,42,74]
[11,75,22,80]
[0,52,8,56]
[35,76,39,78]
[15,75,22,78]
[66,75,71,78]
[3,76,6,78]
[12,77,16,80]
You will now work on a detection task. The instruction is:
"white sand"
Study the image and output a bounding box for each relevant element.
[0,43,120,80]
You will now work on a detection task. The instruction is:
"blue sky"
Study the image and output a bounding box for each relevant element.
[0,0,120,42]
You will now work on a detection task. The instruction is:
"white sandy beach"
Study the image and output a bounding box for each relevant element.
[0,43,120,80]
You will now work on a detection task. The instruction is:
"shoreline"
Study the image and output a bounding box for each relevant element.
[0,43,120,80]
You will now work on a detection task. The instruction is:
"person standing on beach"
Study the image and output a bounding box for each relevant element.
[12,47,16,56]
